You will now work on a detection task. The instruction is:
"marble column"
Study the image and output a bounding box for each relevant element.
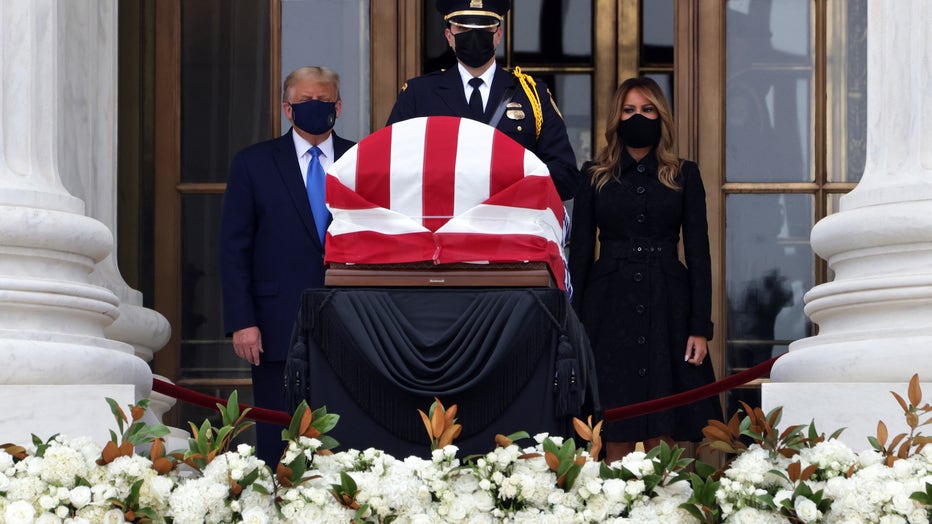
[0,0,153,445]
[57,0,185,448]
[763,0,932,449]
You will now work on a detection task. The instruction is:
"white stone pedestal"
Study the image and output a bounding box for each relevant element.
[0,386,135,445]
[0,0,158,447]
[762,382,929,451]
[764,0,932,447]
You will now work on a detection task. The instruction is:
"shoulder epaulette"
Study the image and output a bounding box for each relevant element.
[512,66,542,140]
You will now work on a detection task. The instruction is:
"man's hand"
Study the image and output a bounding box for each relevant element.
[233,326,263,365]
[684,335,708,366]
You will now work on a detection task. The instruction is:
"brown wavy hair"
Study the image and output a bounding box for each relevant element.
[591,77,681,191]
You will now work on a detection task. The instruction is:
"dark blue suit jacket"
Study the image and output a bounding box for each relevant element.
[386,66,580,200]
[220,129,355,362]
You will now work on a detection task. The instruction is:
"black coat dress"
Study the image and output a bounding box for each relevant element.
[568,150,722,442]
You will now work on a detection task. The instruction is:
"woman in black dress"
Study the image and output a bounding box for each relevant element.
[569,77,721,463]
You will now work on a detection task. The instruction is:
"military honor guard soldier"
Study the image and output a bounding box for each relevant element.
[386,0,582,201]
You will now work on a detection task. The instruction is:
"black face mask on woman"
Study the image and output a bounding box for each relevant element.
[453,29,496,68]
[617,113,662,149]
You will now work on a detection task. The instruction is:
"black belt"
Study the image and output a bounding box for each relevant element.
[600,238,676,262]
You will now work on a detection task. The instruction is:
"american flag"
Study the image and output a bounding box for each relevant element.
[323,116,567,290]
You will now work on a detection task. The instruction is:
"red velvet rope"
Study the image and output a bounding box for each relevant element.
[153,354,781,428]
[152,378,292,427]
[602,355,782,422]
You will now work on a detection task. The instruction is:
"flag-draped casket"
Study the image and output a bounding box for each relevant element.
[284,117,598,458]
[323,116,566,289]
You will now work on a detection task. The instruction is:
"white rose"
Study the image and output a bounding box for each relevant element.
[794,497,819,523]
[101,508,127,524]
[36,512,63,524]
[5,500,37,524]
[241,506,270,524]
[453,472,479,494]
[39,494,59,510]
[891,493,917,515]
[68,485,93,509]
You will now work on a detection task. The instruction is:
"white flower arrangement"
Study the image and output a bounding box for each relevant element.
[1,381,931,523]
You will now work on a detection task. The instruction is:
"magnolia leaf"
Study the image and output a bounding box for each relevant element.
[891,391,910,413]
[727,412,742,434]
[150,438,165,459]
[544,450,560,471]
[573,418,592,441]
[897,439,911,458]
[418,410,433,440]
[876,421,888,446]
[437,424,461,448]
[786,461,800,481]
[702,424,734,444]
[907,373,922,407]
[152,456,173,475]
[430,404,445,440]
[230,481,244,496]
[495,434,513,447]
[708,441,740,454]
[563,463,583,491]
[801,464,818,481]
[299,406,314,435]
[444,404,458,426]
[99,440,120,464]
[889,433,907,451]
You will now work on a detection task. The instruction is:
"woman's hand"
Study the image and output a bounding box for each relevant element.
[684,335,708,366]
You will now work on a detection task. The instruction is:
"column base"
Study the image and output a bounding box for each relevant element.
[761,381,930,451]
[0,384,135,446]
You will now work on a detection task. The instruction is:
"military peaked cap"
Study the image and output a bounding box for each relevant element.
[436,0,511,29]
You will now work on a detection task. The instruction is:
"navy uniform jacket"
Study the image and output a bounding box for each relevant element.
[386,66,581,200]
[220,129,356,362]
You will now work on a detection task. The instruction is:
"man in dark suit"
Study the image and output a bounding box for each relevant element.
[220,66,355,464]
[386,0,581,200]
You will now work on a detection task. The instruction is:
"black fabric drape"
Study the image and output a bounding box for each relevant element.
[285,287,598,456]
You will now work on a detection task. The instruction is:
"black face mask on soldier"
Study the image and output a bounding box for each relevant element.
[617,113,662,149]
[453,29,496,68]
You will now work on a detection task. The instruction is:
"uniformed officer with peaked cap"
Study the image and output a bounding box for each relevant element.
[387,0,581,201]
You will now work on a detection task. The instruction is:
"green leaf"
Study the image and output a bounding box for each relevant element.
[341,471,358,493]
[562,464,583,491]
[317,435,340,451]
[314,413,340,434]
[678,502,705,522]
[505,430,531,442]
[694,460,717,479]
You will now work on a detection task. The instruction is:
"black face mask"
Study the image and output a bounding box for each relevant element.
[453,29,496,68]
[617,113,662,149]
[290,99,337,135]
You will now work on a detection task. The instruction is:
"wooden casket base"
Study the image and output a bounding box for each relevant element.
[325,261,554,288]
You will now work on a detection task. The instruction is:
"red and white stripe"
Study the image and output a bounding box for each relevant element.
[324,116,566,289]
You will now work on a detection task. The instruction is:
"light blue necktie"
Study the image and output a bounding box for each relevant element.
[307,146,329,242]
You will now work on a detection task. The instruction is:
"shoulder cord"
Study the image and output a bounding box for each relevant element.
[512,66,542,140]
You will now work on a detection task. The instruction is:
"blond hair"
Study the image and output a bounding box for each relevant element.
[591,77,681,191]
[282,66,341,103]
